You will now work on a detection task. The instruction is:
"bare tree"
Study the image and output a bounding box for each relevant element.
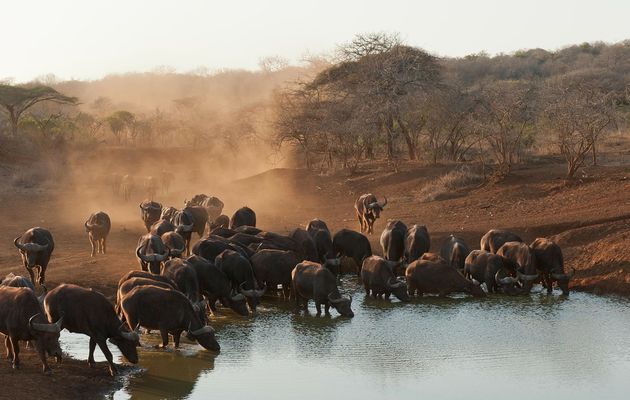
[541,76,615,178]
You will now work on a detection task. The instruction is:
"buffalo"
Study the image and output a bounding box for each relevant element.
[355,193,387,234]
[209,214,230,231]
[45,284,139,376]
[85,211,111,257]
[136,234,169,274]
[120,174,135,201]
[119,285,219,351]
[215,249,264,312]
[405,224,430,263]
[0,286,62,373]
[332,229,372,275]
[306,219,330,237]
[161,258,201,303]
[480,229,523,253]
[140,200,162,232]
[188,194,225,224]
[230,206,256,229]
[380,220,407,263]
[496,241,539,293]
[14,227,54,286]
[187,255,249,316]
[251,249,301,299]
[406,255,486,298]
[440,235,470,271]
[1,273,36,292]
[530,238,575,295]
[361,256,409,301]
[464,250,520,294]
[150,219,175,236]
[288,228,319,262]
[292,261,354,317]
[161,231,187,258]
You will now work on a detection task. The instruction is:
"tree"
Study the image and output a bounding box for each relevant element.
[0,84,77,136]
[106,110,135,144]
[473,80,537,177]
[541,76,615,178]
[311,33,443,161]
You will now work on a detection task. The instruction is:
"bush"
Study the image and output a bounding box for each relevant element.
[416,166,483,202]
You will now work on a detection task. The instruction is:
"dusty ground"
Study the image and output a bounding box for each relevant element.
[1,147,630,398]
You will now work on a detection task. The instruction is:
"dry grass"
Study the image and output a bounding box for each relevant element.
[416,166,483,202]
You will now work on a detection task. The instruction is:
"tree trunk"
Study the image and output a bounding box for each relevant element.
[384,114,395,160]
[397,117,416,160]
[9,111,18,136]
[591,142,597,166]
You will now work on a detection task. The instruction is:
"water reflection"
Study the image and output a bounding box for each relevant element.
[57,286,630,400]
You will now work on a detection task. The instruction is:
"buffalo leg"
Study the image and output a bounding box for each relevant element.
[10,337,19,369]
[315,302,322,315]
[89,235,96,257]
[102,238,107,254]
[357,215,364,233]
[173,331,182,348]
[5,335,13,360]
[158,329,169,349]
[96,339,117,376]
[88,338,97,367]
[324,303,331,316]
[38,266,46,286]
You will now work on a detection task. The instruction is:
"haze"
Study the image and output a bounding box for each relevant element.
[3,0,630,83]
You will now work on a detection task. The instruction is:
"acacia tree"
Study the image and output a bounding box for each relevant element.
[542,76,615,178]
[0,84,77,136]
[311,33,443,161]
[106,110,135,144]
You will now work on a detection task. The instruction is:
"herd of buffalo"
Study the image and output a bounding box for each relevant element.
[0,192,575,377]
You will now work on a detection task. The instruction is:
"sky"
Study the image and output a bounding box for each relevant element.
[2,0,630,83]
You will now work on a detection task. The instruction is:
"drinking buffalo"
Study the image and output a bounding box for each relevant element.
[187,255,249,316]
[136,234,169,274]
[14,227,54,286]
[440,235,470,271]
[230,206,256,229]
[215,250,265,312]
[0,286,62,373]
[139,200,162,232]
[361,256,409,301]
[162,231,187,258]
[118,270,179,291]
[530,238,574,295]
[292,261,354,317]
[355,193,387,234]
[85,211,111,257]
[464,250,520,294]
[380,220,407,263]
[480,229,523,253]
[44,284,139,376]
[497,242,539,293]
[116,277,177,316]
[288,228,319,262]
[251,250,301,299]
[405,255,486,298]
[119,285,219,351]
[405,224,430,263]
[332,229,372,275]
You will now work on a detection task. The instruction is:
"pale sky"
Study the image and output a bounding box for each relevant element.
[2,0,630,83]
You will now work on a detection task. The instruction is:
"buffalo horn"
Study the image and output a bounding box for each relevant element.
[29,314,63,334]
[377,196,388,208]
[495,271,518,285]
[551,267,576,281]
[517,270,539,282]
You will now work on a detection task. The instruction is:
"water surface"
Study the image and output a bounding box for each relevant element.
[61,277,630,399]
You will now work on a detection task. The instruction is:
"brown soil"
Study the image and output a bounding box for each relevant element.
[1,151,630,398]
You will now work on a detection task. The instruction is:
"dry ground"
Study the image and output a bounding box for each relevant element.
[1,148,630,398]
